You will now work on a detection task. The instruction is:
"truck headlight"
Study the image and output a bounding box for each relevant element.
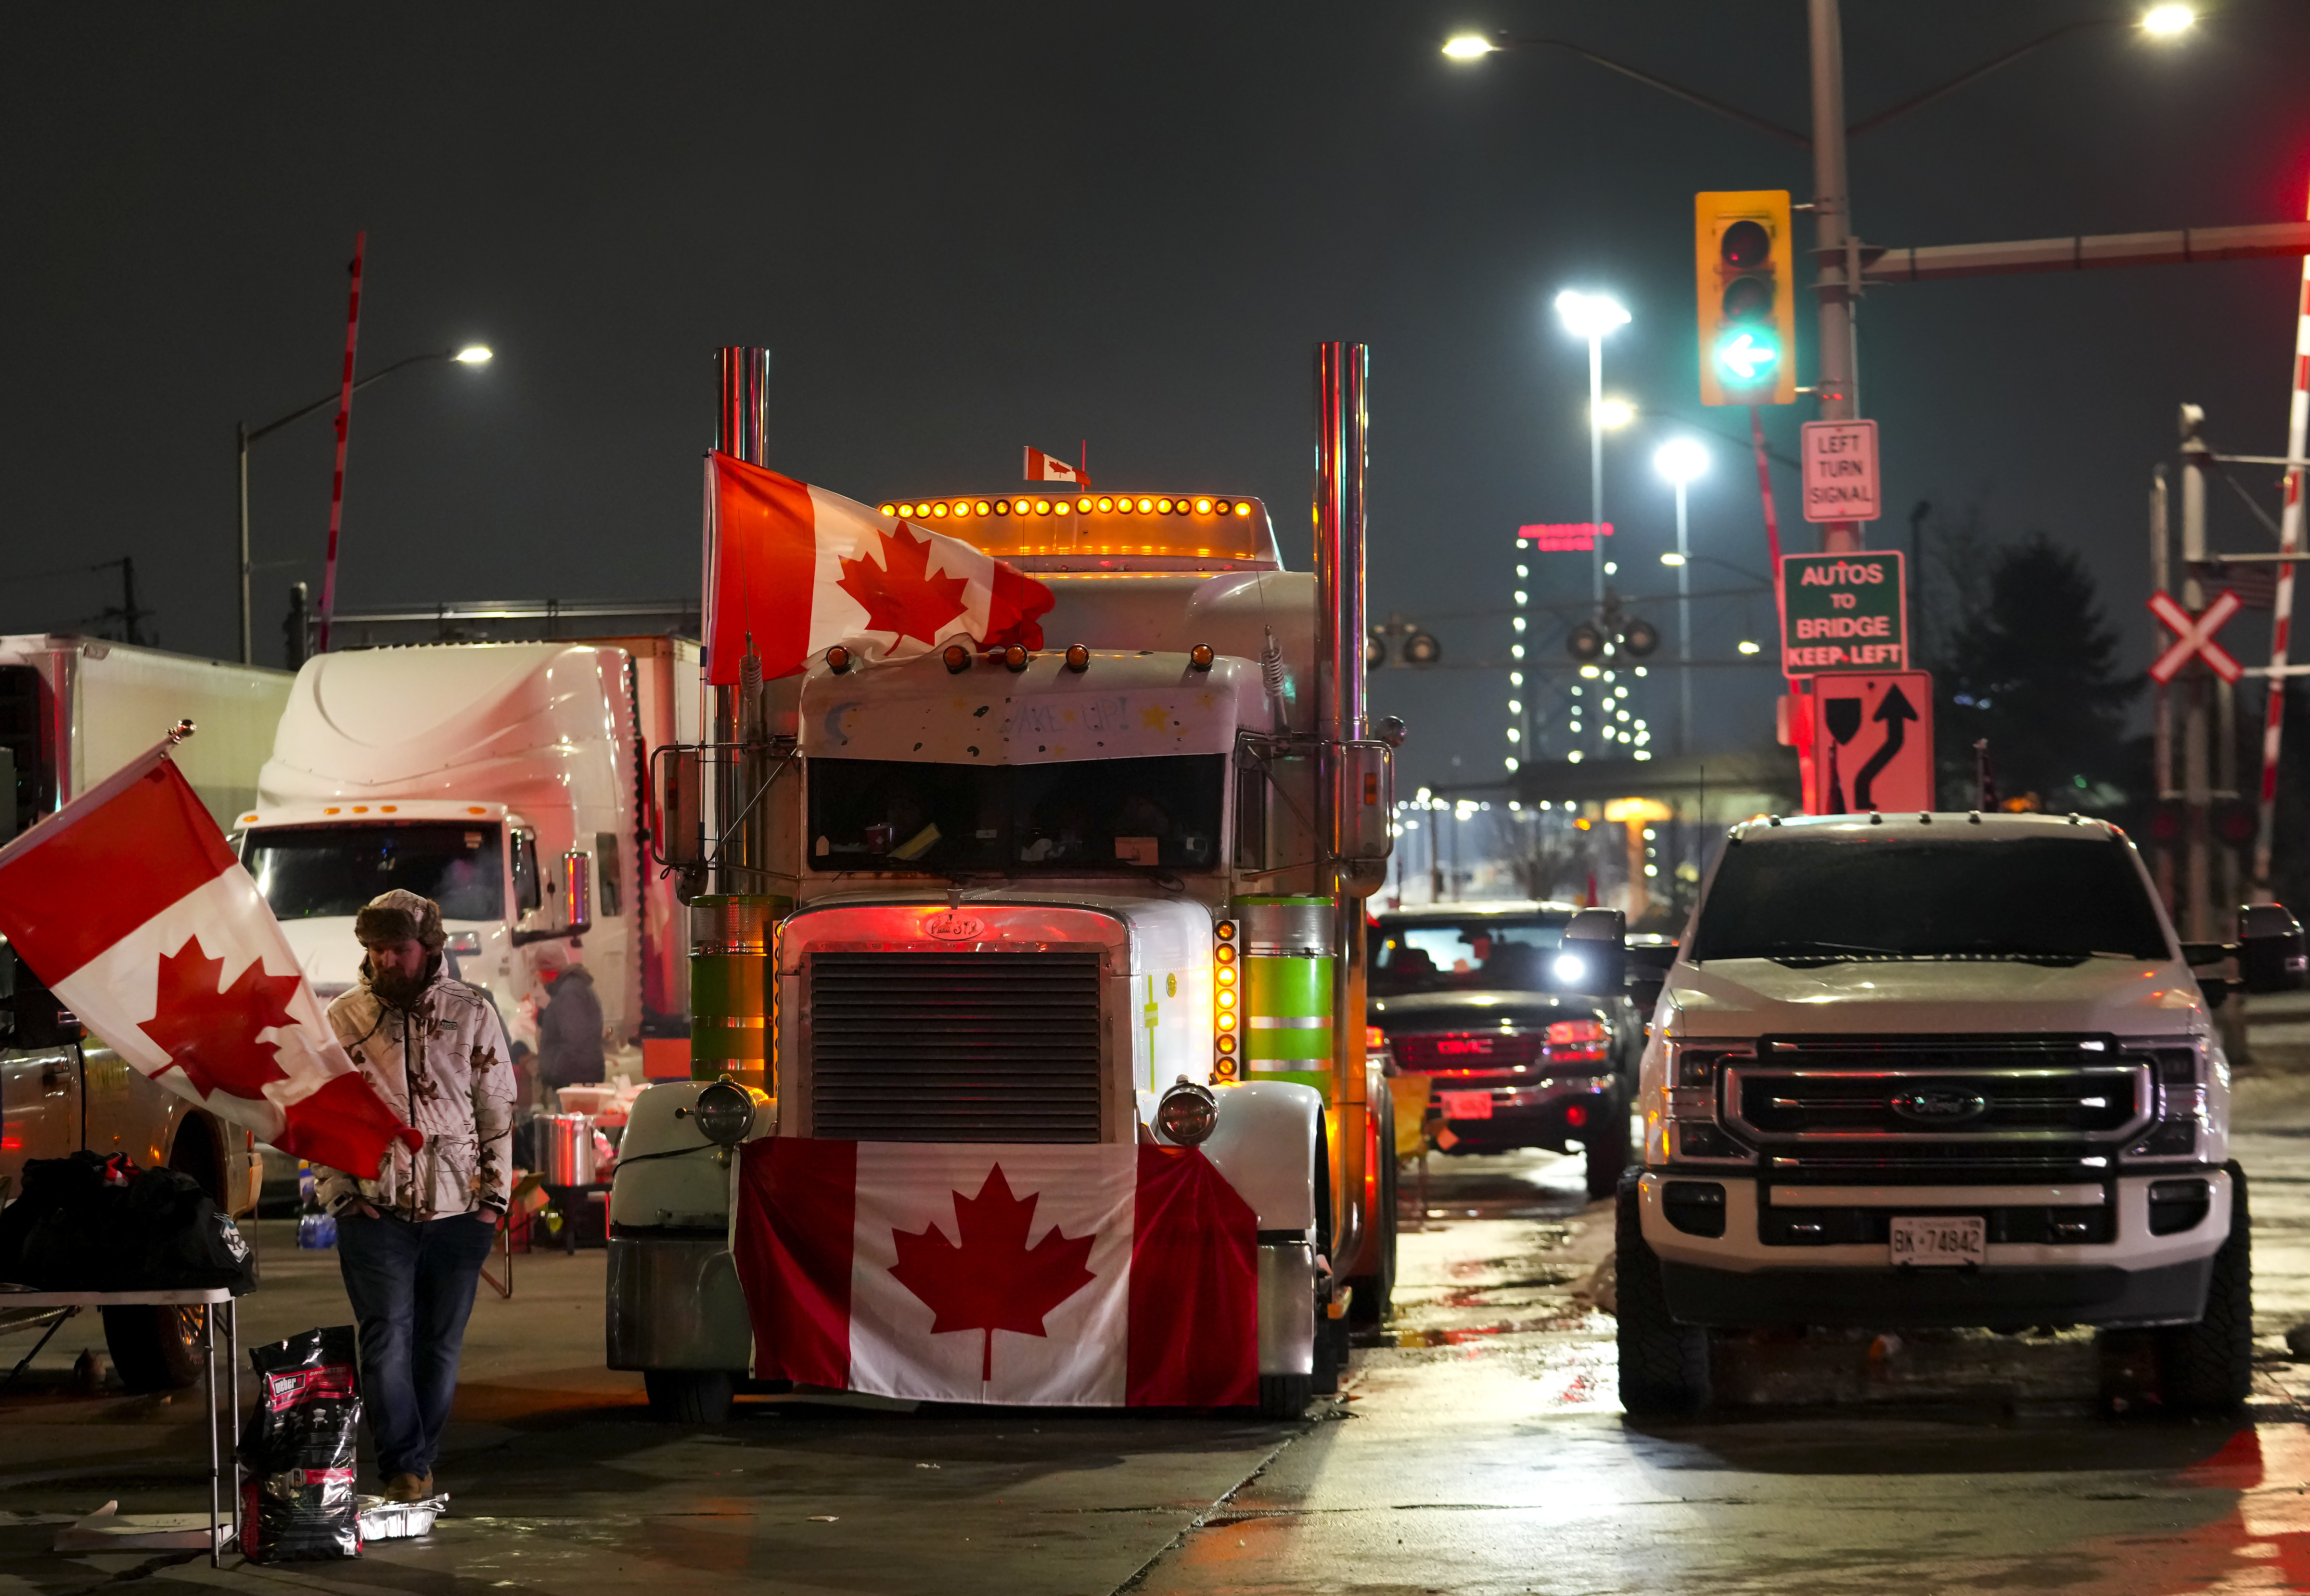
[1155,1079,1220,1146]
[692,1080,757,1146]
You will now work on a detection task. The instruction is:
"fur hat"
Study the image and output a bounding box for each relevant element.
[353,889,446,952]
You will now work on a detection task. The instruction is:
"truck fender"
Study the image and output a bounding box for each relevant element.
[1194,1081,1323,1235]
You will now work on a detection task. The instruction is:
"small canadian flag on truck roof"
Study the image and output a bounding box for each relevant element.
[1023,446,1084,485]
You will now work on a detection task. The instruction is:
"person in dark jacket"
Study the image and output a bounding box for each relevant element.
[536,961,606,1090]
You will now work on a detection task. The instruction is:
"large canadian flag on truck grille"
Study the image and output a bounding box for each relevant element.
[705,452,1055,686]
[0,747,420,1177]
[736,1139,1258,1406]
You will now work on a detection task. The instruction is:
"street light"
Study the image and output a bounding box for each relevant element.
[1441,34,1497,59]
[2141,5,2194,36]
[1555,290,1630,618]
[1594,397,1637,430]
[236,344,493,665]
[1654,437,1709,755]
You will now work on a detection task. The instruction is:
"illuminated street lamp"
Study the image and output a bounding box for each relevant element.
[1441,33,1498,59]
[1654,437,1709,754]
[235,343,493,665]
[2141,5,2194,36]
[1555,290,1630,610]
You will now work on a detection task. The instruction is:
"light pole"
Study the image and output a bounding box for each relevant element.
[1554,291,1630,608]
[237,343,491,665]
[1654,437,1709,755]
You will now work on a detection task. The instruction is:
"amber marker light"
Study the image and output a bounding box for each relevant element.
[1195,498,1214,515]
[1233,502,1250,516]
[1116,497,1134,514]
[1002,644,1030,672]
[1036,499,1052,515]
[931,502,950,516]
[1215,920,1235,940]
[824,645,853,674]
[975,501,992,515]
[1096,497,1114,512]
[1214,942,1235,964]
[942,644,972,674]
[1064,644,1091,673]
[994,500,1012,515]
[878,503,896,517]
[1188,643,1216,671]
[1157,498,1174,514]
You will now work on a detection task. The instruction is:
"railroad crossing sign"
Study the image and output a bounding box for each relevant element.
[2147,590,2244,685]
[1812,671,1934,813]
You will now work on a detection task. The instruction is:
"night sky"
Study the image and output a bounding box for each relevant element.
[7,2,2307,796]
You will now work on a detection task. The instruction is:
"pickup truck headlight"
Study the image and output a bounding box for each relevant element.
[2123,1043,2207,1160]
[1659,1043,1757,1166]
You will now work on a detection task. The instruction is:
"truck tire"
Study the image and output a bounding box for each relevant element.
[1585,1094,1630,1201]
[644,1369,735,1424]
[1258,1374,1313,1419]
[1615,1170,1711,1416]
[1348,1090,1398,1329]
[104,1305,206,1393]
[2156,1162,2253,1413]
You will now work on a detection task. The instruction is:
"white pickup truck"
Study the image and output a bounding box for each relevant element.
[1616,811,2306,1414]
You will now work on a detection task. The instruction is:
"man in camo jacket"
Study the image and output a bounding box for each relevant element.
[315,888,515,1503]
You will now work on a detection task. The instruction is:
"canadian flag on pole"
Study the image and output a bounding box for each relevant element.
[1022,446,1085,486]
[735,1140,1258,1406]
[0,746,420,1177]
[705,452,1056,686]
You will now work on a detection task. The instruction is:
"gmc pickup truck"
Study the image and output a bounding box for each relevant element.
[1616,811,2306,1414]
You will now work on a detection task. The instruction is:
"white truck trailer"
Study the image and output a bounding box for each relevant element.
[0,635,293,1387]
[236,639,701,1068]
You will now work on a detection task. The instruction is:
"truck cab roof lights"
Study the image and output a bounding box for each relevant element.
[1188,644,1216,672]
[941,644,972,675]
[1064,644,1091,673]
[824,645,853,675]
[1001,644,1031,673]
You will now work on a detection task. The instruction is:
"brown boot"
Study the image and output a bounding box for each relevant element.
[383,1472,428,1503]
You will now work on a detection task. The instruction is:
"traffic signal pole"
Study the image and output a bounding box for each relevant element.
[2181,408,2214,943]
[1806,0,1861,557]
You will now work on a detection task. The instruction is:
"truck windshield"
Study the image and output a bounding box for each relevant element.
[1371,918,1570,993]
[242,824,506,922]
[1689,836,2170,964]
[809,755,1224,873]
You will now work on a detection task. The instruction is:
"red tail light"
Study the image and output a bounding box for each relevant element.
[1546,1019,1608,1044]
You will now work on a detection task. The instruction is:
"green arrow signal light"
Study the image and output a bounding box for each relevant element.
[1713,329,1780,384]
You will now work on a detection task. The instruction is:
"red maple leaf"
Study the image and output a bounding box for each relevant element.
[835,524,971,646]
[138,936,304,1101]
[888,1164,1098,1382]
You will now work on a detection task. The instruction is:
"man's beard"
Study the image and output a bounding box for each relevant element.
[369,957,435,1009]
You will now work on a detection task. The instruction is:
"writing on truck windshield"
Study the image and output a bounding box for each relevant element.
[1689,836,2170,965]
[809,755,1223,873]
[1370,919,1571,994]
[242,823,505,922]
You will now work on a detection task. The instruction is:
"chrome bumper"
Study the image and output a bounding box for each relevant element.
[605,1231,752,1372]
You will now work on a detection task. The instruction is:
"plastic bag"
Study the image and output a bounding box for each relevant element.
[237,1327,362,1561]
[0,1152,137,1288]
[122,1166,257,1293]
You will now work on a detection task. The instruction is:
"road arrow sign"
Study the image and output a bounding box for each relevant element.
[1811,671,1934,814]
[2147,589,2244,684]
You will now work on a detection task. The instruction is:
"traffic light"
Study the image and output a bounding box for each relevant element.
[1695,190,1797,407]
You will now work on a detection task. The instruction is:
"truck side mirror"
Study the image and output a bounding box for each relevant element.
[562,850,593,940]
[1333,740,1394,898]
[2238,902,2308,994]
[1558,907,1626,994]
[654,745,706,869]
[1626,935,1679,1016]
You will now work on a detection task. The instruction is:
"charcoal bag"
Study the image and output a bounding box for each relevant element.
[237,1326,362,1561]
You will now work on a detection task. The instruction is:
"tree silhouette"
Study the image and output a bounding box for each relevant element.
[1935,534,2138,810]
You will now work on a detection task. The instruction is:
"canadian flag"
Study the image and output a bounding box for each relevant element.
[735,1140,1258,1406]
[1022,446,1084,485]
[0,746,420,1177]
[705,453,1056,686]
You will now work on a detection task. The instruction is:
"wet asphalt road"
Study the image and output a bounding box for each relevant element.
[11,1066,2310,1592]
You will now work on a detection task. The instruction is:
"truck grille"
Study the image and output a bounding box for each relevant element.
[1723,1035,2158,1183]
[807,952,1103,1143]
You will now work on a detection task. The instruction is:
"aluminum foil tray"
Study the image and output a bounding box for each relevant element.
[355,1494,447,1540]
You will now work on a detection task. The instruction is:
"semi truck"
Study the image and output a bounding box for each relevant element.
[0,635,293,1388]
[1617,811,2306,1414]
[235,638,702,1072]
[608,344,1404,1421]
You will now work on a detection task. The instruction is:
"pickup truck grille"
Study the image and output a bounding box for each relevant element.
[807,951,1103,1143]
[1723,1034,2159,1181]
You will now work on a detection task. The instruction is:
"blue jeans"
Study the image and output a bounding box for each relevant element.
[334,1211,497,1480]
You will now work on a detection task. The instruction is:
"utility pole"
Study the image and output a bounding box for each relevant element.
[2180,405,2213,943]
[2151,466,2175,916]
[1807,0,1861,557]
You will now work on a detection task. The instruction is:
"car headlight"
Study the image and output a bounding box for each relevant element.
[691,1079,757,1146]
[1155,1078,1220,1146]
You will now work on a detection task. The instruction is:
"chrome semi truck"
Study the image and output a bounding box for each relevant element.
[608,345,1400,1421]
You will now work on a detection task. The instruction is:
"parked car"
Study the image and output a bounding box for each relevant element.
[1368,900,1638,1197]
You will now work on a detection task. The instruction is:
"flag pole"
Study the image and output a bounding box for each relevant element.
[314,233,366,656]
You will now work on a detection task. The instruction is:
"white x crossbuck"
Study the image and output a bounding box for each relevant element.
[2147,589,2245,685]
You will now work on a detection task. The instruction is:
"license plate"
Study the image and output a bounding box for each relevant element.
[1440,1090,1493,1120]
[1888,1214,1985,1267]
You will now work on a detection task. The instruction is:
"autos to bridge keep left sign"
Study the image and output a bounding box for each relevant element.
[1811,671,1934,814]
[1781,550,1907,675]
